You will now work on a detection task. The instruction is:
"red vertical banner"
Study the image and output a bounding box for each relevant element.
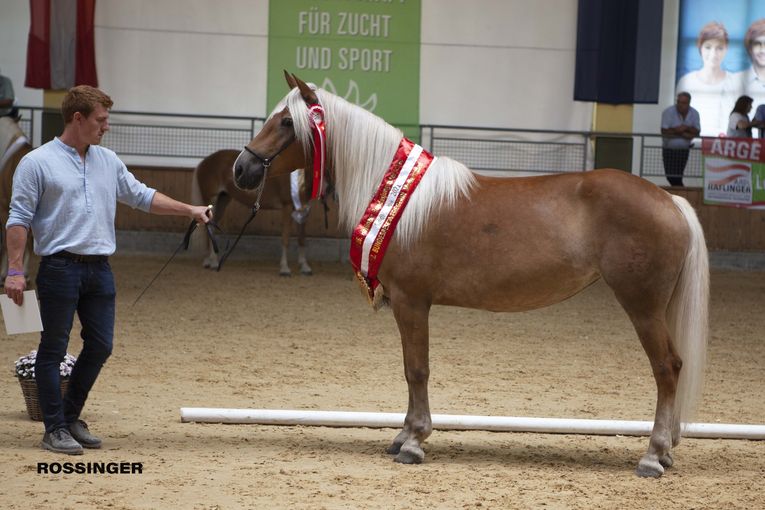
[25,0,51,89]
[25,0,98,90]
[75,0,98,87]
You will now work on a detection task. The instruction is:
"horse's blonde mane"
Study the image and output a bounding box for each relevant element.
[284,87,476,248]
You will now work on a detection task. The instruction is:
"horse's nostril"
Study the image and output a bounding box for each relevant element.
[234,164,243,181]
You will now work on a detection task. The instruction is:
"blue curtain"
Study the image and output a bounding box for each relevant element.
[574,0,664,104]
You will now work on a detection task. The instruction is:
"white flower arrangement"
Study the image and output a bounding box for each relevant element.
[14,350,77,380]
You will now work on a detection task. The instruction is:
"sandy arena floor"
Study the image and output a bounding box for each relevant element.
[1,255,763,509]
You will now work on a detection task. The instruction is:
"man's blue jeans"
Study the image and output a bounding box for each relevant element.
[35,256,115,433]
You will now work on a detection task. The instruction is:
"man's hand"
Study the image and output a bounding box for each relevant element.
[662,125,687,138]
[190,204,212,225]
[4,273,26,306]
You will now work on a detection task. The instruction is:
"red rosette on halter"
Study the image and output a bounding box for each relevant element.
[307,103,326,199]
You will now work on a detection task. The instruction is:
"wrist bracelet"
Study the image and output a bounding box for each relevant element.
[7,269,25,277]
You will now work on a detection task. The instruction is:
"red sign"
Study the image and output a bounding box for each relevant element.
[702,137,764,163]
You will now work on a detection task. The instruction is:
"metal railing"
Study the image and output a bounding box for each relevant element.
[421,124,703,180]
[16,106,264,160]
[16,110,35,145]
[420,125,589,174]
[15,106,701,180]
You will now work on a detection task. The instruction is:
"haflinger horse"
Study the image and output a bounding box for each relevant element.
[232,72,709,478]
[0,117,35,281]
[191,149,313,276]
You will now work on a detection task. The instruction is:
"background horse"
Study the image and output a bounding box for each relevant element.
[191,149,312,276]
[232,73,709,478]
[0,117,34,282]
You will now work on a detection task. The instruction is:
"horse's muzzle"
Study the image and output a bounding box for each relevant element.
[233,156,264,191]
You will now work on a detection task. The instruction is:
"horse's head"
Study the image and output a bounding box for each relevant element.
[233,72,319,192]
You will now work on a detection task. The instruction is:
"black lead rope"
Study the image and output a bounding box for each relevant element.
[215,204,260,272]
[216,162,270,272]
[322,196,329,229]
[320,177,335,230]
[132,218,225,306]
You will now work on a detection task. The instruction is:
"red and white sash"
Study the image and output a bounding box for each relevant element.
[349,138,435,303]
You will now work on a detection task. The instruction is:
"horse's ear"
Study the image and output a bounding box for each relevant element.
[292,74,319,104]
[284,70,297,90]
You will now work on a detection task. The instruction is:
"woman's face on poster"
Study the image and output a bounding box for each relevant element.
[700,38,727,68]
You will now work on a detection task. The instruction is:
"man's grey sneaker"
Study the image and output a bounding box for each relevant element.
[68,420,102,449]
[41,428,83,455]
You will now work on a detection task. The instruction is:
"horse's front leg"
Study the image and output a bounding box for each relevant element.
[296,220,312,275]
[204,241,220,270]
[387,296,432,464]
[279,206,292,276]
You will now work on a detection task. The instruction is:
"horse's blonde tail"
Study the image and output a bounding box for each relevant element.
[189,165,209,253]
[668,195,709,435]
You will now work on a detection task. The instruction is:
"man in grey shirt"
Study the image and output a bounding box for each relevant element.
[661,92,700,187]
[4,85,211,455]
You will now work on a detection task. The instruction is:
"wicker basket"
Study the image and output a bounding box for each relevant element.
[17,377,69,421]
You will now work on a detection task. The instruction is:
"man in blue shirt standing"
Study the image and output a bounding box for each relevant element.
[4,85,211,455]
[661,92,701,187]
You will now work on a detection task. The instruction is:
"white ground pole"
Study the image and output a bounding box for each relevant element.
[179,408,765,440]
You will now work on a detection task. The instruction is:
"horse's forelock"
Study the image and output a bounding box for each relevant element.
[284,88,316,173]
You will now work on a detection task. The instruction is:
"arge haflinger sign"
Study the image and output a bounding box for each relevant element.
[702,137,765,209]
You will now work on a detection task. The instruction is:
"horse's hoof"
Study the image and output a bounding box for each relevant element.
[659,452,674,468]
[635,457,665,478]
[279,271,291,277]
[386,442,403,455]
[301,269,313,276]
[394,445,424,464]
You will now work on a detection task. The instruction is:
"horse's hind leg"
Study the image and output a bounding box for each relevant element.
[625,311,682,477]
[204,192,230,269]
[387,295,432,464]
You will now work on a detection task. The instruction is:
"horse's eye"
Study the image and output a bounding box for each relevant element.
[281,117,293,128]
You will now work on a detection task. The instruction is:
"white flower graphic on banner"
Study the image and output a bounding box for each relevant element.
[321,78,377,112]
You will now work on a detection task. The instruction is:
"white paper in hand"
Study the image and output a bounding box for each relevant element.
[0,290,43,335]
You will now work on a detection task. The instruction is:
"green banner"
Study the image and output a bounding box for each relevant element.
[267,0,421,139]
